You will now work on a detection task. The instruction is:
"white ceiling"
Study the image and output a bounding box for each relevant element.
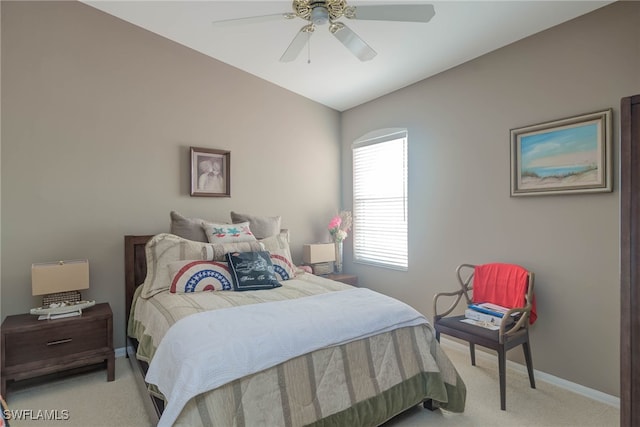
[82,1,613,111]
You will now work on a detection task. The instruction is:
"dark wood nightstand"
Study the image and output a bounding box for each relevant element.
[325,273,358,286]
[1,302,115,397]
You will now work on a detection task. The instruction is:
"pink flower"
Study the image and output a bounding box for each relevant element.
[328,216,342,230]
[328,211,352,243]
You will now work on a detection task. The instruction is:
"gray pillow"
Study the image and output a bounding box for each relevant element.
[230,211,281,240]
[170,211,210,242]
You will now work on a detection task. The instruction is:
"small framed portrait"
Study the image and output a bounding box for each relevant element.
[190,147,230,197]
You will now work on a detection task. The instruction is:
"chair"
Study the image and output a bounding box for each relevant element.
[433,263,536,410]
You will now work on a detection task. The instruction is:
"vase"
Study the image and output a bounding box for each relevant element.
[334,240,343,273]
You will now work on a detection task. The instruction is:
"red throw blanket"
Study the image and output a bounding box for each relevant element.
[472,263,537,324]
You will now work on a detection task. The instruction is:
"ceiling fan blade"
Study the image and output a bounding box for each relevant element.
[280,25,314,63]
[330,22,377,62]
[347,4,435,23]
[212,13,294,28]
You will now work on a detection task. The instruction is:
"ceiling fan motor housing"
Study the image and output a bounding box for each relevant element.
[293,0,351,24]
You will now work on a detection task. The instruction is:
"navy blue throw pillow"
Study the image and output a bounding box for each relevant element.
[226,251,282,291]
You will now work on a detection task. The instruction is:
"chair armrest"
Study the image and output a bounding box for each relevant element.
[433,290,465,321]
[499,305,532,342]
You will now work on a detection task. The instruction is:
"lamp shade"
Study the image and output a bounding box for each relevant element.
[31,259,89,296]
[303,243,336,264]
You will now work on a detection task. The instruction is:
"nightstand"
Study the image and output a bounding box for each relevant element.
[1,302,115,397]
[325,273,359,286]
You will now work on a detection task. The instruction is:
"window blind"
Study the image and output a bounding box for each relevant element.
[352,131,408,270]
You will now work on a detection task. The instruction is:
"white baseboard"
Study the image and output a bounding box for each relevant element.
[115,346,128,358]
[439,337,620,409]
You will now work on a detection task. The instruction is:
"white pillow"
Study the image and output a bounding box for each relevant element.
[141,233,215,298]
[201,241,265,261]
[260,231,296,281]
[201,221,257,244]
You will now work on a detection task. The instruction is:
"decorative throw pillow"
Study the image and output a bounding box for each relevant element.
[226,251,282,291]
[260,231,296,281]
[230,211,282,240]
[170,211,225,242]
[269,252,296,281]
[201,241,265,261]
[141,233,217,298]
[168,260,233,293]
[201,221,257,244]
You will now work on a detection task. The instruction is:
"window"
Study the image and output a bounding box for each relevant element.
[352,129,408,270]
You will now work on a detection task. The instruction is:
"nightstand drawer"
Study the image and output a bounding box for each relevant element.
[4,318,108,367]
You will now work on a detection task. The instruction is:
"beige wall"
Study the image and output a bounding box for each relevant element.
[2,0,638,400]
[341,1,639,397]
[1,1,341,347]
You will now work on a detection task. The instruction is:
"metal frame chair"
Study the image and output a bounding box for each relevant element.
[433,263,536,410]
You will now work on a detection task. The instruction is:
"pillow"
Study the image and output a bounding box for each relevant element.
[226,251,282,291]
[230,211,281,240]
[170,211,224,242]
[201,221,257,244]
[202,241,265,261]
[260,231,296,281]
[141,233,216,298]
[168,260,233,293]
[269,252,296,281]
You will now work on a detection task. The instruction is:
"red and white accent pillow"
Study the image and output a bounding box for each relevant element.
[269,252,296,281]
[168,260,233,293]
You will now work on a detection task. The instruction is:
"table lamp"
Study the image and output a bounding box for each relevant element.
[32,259,89,307]
[302,243,335,275]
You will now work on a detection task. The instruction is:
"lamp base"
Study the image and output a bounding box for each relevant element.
[37,310,83,321]
[42,290,82,306]
[311,262,333,275]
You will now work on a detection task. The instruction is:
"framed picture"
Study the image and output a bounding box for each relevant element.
[190,147,230,197]
[510,109,612,197]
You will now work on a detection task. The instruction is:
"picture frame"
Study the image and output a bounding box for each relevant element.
[190,147,231,197]
[510,109,612,197]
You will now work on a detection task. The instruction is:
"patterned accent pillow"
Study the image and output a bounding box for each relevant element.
[226,251,282,291]
[141,233,219,298]
[201,221,257,244]
[260,231,296,281]
[168,260,233,293]
[269,252,296,281]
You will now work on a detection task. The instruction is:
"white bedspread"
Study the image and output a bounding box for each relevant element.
[145,287,429,427]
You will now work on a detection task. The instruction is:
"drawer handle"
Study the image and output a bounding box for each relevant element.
[47,338,72,346]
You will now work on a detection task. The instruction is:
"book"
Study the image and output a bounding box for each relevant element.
[460,318,500,330]
[464,308,512,326]
[468,302,516,318]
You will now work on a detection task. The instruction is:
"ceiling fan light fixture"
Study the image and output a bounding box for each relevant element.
[311,6,329,25]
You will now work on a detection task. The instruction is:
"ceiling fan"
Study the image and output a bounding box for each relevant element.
[212,0,435,62]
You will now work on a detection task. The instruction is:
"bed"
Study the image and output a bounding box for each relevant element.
[124,230,466,426]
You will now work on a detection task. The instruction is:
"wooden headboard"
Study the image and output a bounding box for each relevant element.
[124,235,154,325]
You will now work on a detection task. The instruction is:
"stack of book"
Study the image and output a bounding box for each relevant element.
[463,302,516,328]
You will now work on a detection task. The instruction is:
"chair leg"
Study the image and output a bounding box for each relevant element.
[469,343,476,366]
[498,349,506,410]
[522,341,536,389]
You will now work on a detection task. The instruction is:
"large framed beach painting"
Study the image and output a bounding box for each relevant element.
[510,109,612,197]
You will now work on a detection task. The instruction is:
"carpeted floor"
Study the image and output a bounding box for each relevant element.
[4,342,619,426]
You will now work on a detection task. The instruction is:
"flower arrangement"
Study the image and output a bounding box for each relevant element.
[328,210,352,243]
